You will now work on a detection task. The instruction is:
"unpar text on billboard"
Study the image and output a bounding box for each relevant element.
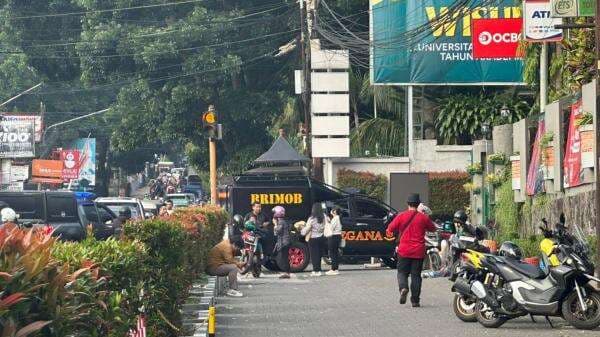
[370,0,524,85]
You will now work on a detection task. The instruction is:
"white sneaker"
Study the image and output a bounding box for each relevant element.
[325,270,339,276]
[226,289,243,297]
[310,271,323,277]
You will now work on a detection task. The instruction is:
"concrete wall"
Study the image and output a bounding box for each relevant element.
[410,140,472,172]
[512,118,530,202]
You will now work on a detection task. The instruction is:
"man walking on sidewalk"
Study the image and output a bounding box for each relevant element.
[386,193,436,307]
[207,236,246,297]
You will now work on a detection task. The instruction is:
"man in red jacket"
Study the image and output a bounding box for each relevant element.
[386,193,436,307]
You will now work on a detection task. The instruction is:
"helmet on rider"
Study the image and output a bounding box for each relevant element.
[244,219,257,232]
[272,205,285,218]
[498,241,523,260]
[453,209,468,225]
[232,214,244,226]
[119,207,132,218]
[1,208,18,223]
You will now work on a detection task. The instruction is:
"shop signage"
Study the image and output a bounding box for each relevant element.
[551,0,595,16]
[1,115,43,142]
[32,159,63,183]
[371,0,524,84]
[61,149,81,180]
[0,119,35,158]
[524,0,563,42]
[472,18,523,59]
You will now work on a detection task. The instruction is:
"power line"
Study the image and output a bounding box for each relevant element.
[9,0,207,20]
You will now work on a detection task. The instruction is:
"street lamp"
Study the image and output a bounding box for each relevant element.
[481,121,491,140]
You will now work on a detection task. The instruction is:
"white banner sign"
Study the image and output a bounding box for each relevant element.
[524,0,563,42]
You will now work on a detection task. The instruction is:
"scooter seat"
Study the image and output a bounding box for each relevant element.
[504,258,546,279]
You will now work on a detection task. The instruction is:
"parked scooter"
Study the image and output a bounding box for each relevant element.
[239,219,263,278]
[471,221,600,330]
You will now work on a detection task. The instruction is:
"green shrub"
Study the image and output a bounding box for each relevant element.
[493,179,521,243]
[336,169,387,201]
[428,171,470,221]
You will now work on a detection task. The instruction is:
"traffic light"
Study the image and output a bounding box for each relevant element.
[202,105,218,138]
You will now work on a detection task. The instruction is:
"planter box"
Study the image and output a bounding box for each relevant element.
[510,156,521,190]
[579,124,594,169]
[542,147,554,180]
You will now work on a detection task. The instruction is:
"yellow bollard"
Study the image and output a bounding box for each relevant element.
[208,305,216,337]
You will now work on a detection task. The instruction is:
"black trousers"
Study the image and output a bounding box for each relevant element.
[397,257,424,304]
[277,245,290,273]
[308,236,326,272]
[327,235,342,271]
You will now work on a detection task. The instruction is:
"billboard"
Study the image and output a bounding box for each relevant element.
[0,119,35,158]
[472,19,523,59]
[71,138,96,186]
[370,0,524,85]
[32,159,63,184]
[524,0,563,42]
[61,149,81,180]
[1,115,43,142]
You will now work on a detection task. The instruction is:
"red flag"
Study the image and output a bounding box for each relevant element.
[564,99,584,188]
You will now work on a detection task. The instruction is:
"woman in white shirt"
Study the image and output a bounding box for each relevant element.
[301,203,326,276]
[325,207,343,275]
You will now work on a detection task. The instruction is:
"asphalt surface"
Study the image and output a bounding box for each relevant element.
[216,266,600,337]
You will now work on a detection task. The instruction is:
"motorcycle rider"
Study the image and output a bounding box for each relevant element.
[244,202,274,262]
[229,214,245,238]
[386,193,437,307]
[112,207,132,235]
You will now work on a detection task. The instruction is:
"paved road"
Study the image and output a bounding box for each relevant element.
[216,266,600,337]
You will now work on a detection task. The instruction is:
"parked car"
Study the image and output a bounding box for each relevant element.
[141,199,162,217]
[95,197,150,220]
[165,193,194,208]
[183,174,204,200]
[0,191,86,241]
[78,201,118,240]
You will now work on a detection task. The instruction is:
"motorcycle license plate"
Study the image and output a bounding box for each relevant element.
[459,236,475,242]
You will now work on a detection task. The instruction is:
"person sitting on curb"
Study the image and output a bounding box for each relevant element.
[206,235,246,297]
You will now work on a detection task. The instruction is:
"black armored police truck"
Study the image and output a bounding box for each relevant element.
[221,136,400,272]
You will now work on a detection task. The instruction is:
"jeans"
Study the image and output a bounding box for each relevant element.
[327,235,342,271]
[277,245,290,273]
[207,264,239,290]
[397,257,424,304]
[308,236,326,272]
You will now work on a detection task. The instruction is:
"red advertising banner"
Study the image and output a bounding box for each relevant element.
[564,99,583,188]
[526,120,545,195]
[472,18,523,59]
[61,149,81,180]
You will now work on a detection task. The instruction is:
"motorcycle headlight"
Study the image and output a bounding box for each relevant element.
[566,258,573,266]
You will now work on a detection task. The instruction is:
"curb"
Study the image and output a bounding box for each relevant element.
[181,275,225,337]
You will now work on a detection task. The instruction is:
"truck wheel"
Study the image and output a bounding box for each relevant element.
[381,257,397,269]
[280,241,310,272]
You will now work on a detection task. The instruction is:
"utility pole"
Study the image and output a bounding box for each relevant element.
[594,0,600,279]
[300,0,324,180]
[300,0,312,159]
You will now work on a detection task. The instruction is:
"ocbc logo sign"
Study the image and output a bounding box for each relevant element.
[478,31,521,46]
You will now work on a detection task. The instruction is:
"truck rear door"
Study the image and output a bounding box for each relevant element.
[347,197,396,256]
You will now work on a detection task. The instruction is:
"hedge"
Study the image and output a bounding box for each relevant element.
[336,168,388,201]
[428,171,470,221]
[1,205,227,337]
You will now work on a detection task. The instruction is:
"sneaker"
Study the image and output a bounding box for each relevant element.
[310,271,323,277]
[399,288,409,304]
[325,270,339,276]
[279,273,291,279]
[226,289,243,297]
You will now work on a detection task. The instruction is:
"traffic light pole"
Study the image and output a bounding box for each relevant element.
[209,137,218,205]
